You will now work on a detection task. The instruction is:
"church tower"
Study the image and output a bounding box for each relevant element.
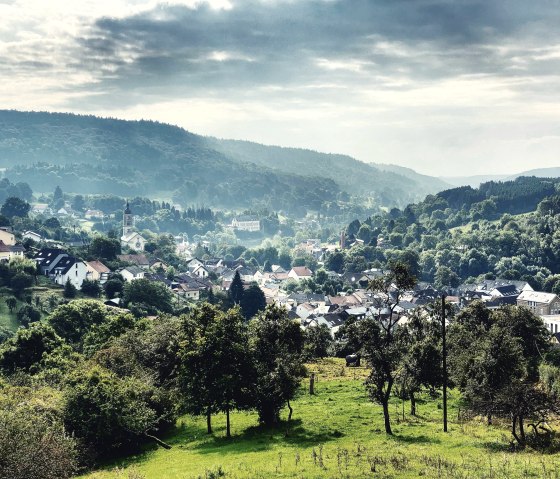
[123,200,134,237]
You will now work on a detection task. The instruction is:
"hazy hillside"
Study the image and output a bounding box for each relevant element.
[0,110,447,211]
[207,139,450,205]
[442,167,560,188]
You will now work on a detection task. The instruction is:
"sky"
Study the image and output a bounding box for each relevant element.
[1,0,560,177]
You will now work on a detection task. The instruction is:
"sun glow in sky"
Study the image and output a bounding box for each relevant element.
[2,0,560,176]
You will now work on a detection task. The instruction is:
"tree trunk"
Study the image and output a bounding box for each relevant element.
[487,414,492,426]
[511,415,523,446]
[382,399,393,435]
[309,373,315,395]
[287,400,293,422]
[226,406,231,438]
[206,408,212,434]
[410,392,416,416]
[519,415,526,443]
[144,433,172,450]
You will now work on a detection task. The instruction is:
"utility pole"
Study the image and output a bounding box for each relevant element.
[442,293,448,432]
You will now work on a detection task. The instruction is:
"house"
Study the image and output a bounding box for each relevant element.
[84,209,104,219]
[23,231,42,243]
[517,291,560,316]
[51,256,89,289]
[174,275,211,301]
[540,315,560,337]
[34,248,69,275]
[121,231,147,251]
[0,229,16,246]
[192,264,210,279]
[31,203,50,215]
[231,215,260,232]
[117,254,150,269]
[86,260,111,283]
[121,266,146,282]
[288,266,313,281]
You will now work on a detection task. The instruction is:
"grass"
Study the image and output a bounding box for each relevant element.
[82,359,560,479]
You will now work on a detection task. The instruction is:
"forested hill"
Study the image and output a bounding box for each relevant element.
[0,110,447,211]
[412,176,560,220]
[205,138,450,204]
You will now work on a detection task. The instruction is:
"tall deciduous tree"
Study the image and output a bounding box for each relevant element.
[363,261,416,435]
[0,197,30,218]
[249,304,305,426]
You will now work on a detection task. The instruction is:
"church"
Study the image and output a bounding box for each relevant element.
[120,201,147,251]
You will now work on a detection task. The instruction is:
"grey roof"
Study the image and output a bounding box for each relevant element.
[53,256,81,275]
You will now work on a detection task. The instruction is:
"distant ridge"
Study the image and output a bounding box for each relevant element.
[0,109,449,210]
[442,167,560,188]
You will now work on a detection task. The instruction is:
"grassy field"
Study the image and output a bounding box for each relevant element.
[0,280,65,332]
[83,358,560,479]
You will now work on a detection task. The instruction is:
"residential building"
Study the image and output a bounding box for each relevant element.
[288,266,313,281]
[121,266,146,282]
[86,260,111,283]
[231,215,260,232]
[51,256,89,289]
[517,290,560,315]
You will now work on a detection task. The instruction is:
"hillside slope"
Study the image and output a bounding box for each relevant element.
[0,110,447,210]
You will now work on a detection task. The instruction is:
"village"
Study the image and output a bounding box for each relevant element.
[5,198,558,343]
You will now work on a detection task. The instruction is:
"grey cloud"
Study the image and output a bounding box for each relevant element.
[65,0,560,109]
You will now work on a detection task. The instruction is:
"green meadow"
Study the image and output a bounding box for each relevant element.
[85,359,560,479]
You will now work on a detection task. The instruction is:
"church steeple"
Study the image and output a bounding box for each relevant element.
[123,200,134,237]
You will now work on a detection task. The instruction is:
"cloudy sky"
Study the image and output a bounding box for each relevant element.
[1,0,560,176]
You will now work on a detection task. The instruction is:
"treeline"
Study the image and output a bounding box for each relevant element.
[334,178,560,290]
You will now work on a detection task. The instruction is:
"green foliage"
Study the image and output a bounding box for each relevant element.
[63,365,166,458]
[0,385,78,479]
[48,300,111,348]
[179,305,252,437]
[0,196,30,218]
[240,283,266,320]
[304,324,333,359]
[228,270,244,305]
[90,236,121,261]
[81,279,102,298]
[63,278,77,298]
[104,277,124,298]
[16,304,41,326]
[122,278,174,316]
[0,322,64,373]
[249,304,305,425]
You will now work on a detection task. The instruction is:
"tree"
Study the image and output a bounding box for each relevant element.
[180,305,251,438]
[0,386,78,479]
[362,261,417,435]
[304,324,332,359]
[1,197,30,218]
[90,236,121,261]
[71,194,85,212]
[63,278,77,298]
[248,304,305,426]
[53,185,63,202]
[0,322,64,373]
[48,300,110,348]
[325,251,345,273]
[10,272,33,298]
[16,304,41,327]
[44,217,61,229]
[228,270,244,305]
[63,365,172,458]
[5,296,17,313]
[122,279,173,316]
[397,308,442,415]
[449,302,552,441]
[240,283,266,320]
[104,277,124,298]
[81,279,102,298]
